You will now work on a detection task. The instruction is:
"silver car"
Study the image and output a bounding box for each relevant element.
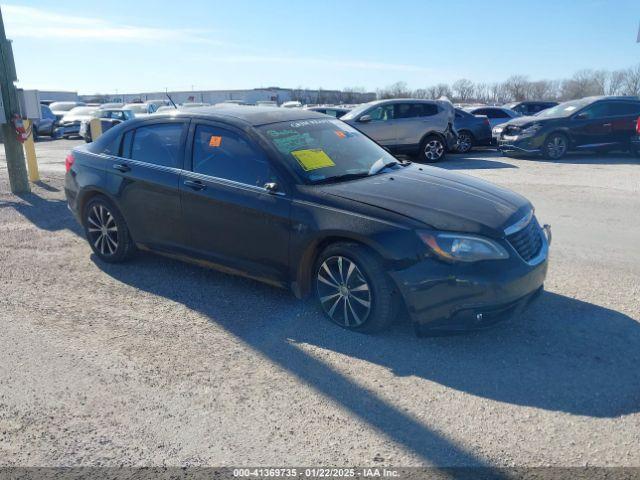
[341,99,457,162]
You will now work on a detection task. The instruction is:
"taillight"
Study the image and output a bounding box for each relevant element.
[65,153,75,173]
[484,118,490,126]
[636,117,640,135]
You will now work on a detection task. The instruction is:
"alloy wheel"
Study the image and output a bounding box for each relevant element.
[424,140,444,160]
[316,256,372,328]
[547,136,567,159]
[86,204,119,256]
[456,133,472,153]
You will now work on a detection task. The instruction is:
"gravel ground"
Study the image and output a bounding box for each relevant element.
[0,140,639,468]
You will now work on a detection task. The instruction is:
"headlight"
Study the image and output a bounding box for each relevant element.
[418,231,509,262]
[493,126,503,134]
[519,123,543,137]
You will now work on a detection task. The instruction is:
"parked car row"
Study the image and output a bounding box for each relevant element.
[319,96,640,161]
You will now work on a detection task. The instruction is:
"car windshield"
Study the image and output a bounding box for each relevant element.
[536,98,593,118]
[258,118,401,184]
[49,102,82,111]
[340,102,376,120]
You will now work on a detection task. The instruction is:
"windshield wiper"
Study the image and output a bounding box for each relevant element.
[369,160,399,176]
[312,172,371,184]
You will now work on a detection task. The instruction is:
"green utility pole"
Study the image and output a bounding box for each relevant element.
[0,6,29,194]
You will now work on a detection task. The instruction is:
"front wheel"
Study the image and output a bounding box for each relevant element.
[84,196,135,263]
[315,243,397,333]
[543,133,569,160]
[419,135,446,163]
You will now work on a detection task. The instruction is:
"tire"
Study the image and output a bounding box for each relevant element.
[314,242,397,333]
[83,196,135,263]
[543,132,569,160]
[454,131,474,154]
[418,135,446,163]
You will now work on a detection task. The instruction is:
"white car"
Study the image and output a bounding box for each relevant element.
[59,106,97,138]
[123,103,158,117]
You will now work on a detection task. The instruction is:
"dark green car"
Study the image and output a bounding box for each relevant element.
[496,96,640,160]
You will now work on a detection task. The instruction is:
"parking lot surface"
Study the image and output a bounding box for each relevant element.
[0,140,639,467]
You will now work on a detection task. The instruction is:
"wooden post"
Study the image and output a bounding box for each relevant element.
[23,119,39,182]
[0,6,29,193]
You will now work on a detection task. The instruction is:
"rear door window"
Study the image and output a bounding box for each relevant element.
[191,124,273,187]
[126,123,184,168]
[396,103,439,119]
[608,102,640,116]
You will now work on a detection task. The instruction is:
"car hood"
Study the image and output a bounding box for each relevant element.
[502,114,564,127]
[318,164,531,238]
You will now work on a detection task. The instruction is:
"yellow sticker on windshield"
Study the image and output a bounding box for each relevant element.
[291,149,335,171]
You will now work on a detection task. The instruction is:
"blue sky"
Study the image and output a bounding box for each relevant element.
[3,0,639,94]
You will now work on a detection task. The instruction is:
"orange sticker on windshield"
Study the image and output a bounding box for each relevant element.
[335,130,346,138]
[209,135,222,147]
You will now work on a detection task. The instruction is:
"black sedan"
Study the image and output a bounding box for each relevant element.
[65,107,550,334]
[453,108,492,153]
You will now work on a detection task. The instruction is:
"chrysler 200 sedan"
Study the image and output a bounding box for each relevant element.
[65,107,550,334]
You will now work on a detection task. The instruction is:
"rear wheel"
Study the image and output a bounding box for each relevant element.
[83,196,135,263]
[315,243,397,333]
[419,135,446,163]
[454,131,474,154]
[543,133,568,160]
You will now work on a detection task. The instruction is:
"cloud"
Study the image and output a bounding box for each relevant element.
[1,4,222,44]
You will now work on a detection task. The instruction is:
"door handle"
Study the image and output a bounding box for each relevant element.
[184,179,206,191]
[112,163,130,172]
[603,123,612,127]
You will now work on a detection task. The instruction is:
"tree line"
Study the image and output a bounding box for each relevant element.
[375,63,640,104]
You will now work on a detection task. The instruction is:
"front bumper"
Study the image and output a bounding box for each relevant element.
[389,230,549,332]
[496,131,547,154]
[60,121,81,135]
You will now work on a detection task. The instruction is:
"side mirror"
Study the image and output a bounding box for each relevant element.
[573,112,588,120]
[358,115,372,123]
[264,182,280,194]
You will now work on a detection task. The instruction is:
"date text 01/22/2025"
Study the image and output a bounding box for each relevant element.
[232,468,400,478]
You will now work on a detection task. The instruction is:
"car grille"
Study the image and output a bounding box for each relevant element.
[507,217,543,262]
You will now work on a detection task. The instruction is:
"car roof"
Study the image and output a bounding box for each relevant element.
[161,105,329,127]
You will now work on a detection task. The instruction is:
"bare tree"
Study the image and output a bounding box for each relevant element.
[425,83,452,99]
[526,80,557,101]
[622,64,640,96]
[377,81,411,99]
[607,70,627,95]
[474,82,490,104]
[503,75,530,102]
[560,69,606,100]
[451,79,475,102]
